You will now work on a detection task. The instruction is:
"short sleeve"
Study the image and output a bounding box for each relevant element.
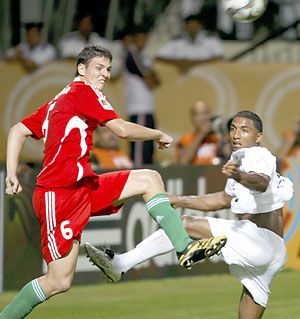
[73,84,120,125]
[241,147,276,177]
[21,103,48,140]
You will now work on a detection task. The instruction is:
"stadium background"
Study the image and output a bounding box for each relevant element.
[0,0,300,318]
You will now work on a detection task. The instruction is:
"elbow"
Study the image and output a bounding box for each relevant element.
[114,127,130,140]
[258,176,270,192]
[105,119,130,139]
[220,192,232,209]
[258,183,268,192]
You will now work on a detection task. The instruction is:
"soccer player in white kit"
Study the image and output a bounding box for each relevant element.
[85,111,294,319]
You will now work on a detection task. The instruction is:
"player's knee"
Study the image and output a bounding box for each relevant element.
[146,169,164,188]
[139,169,164,190]
[182,215,197,234]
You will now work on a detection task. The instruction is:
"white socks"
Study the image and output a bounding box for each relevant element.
[112,229,175,273]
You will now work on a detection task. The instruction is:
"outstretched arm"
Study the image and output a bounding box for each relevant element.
[169,191,232,211]
[105,118,172,149]
[6,122,33,194]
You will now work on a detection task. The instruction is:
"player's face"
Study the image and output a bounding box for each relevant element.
[229,117,262,151]
[78,56,111,91]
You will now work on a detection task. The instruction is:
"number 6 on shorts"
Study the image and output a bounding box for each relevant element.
[61,220,73,240]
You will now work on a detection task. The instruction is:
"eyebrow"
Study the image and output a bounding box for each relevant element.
[230,124,250,129]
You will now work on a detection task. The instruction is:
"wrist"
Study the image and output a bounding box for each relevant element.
[156,130,163,139]
[180,196,190,208]
[233,170,242,182]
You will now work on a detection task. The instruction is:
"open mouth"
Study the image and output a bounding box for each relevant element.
[232,143,242,149]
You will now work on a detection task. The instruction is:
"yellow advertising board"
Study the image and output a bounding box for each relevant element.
[283,157,300,270]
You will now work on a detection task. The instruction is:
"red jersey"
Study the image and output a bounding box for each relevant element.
[21,78,119,187]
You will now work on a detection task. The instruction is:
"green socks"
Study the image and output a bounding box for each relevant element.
[0,279,47,319]
[146,194,192,252]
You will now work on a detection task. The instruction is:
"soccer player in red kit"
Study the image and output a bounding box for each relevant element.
[2,46,226,318]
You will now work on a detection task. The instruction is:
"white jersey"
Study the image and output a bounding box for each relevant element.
[225,146,294,214]
[156,30,223,61]
[6,42,56,66]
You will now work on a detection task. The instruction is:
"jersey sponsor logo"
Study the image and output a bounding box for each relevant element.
[99,96,113,111]
[88,82,114,111]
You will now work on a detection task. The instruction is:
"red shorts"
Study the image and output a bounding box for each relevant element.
[33,170,130,263]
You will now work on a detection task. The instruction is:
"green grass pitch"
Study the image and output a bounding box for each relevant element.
[0,270,299,318]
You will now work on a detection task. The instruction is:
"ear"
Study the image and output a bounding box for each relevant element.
[77,63,86,77]
[256,132,263,145]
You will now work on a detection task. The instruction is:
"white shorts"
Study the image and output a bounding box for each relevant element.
[207,217,287,307]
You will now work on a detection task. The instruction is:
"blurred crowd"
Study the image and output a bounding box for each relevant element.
[3,0,300,171]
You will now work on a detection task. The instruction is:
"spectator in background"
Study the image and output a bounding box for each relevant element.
[5,23,56,72]
[176,100,221,165]
[59,13,111,59]
[156,14,223,73]
[277,117,300,170]
[124,25,160,166]
[91,126,133,170]
[58,12,122,78]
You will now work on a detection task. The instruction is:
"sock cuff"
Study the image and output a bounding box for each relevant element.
[146,194,169,211]
[31,279,47,302]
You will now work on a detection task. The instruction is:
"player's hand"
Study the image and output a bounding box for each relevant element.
[222,160,241,179]
[168,194,182,208]
[5,174,22,195]
[156,132,173,149]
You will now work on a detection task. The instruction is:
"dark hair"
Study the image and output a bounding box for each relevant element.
[184,14,202,24]
[131,24,151,35]
[24,22,43,31]
[76,46,112,76]
[74,12,93,24]
[232,111,263,132]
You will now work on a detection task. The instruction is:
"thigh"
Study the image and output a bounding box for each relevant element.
[116,169,165,202]
[33,185,91,264]
[46,240,80,279]
[90,170,131,216]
